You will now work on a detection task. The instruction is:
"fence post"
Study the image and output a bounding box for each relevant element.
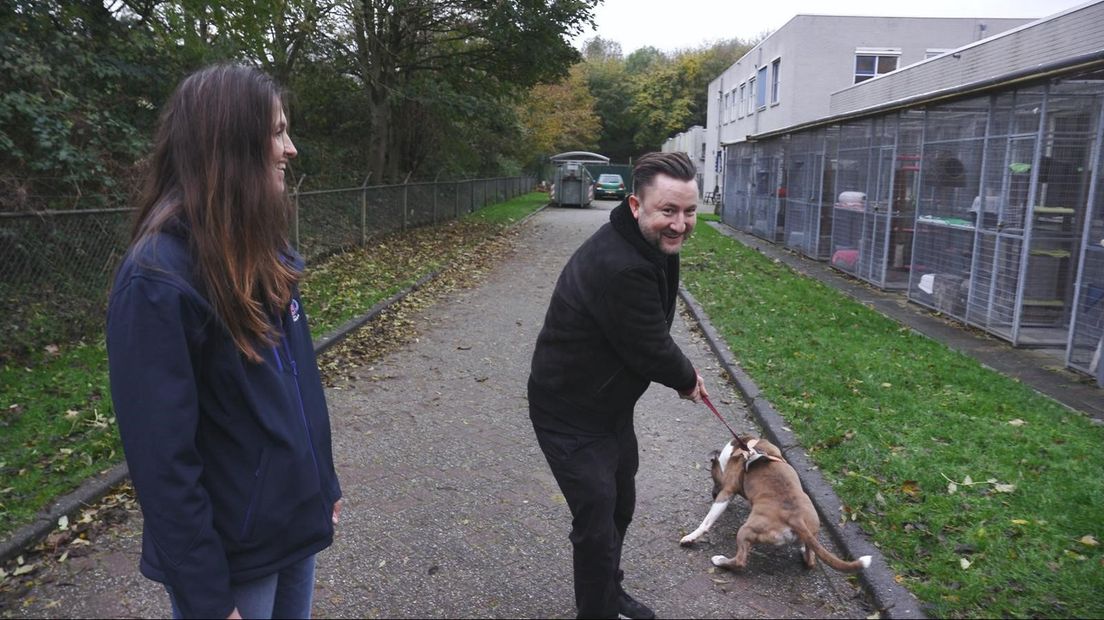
[433,172,442,225]
[402,171,412,231]
[293,174,306,252]
[360,174,371,247]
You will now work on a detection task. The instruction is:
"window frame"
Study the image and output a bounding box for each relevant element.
[853,47,901,84]
[748,76,756,115]
[755,66,768,109]
[770,57,781,105]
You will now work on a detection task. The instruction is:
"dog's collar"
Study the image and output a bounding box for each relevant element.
[740,439,784,471]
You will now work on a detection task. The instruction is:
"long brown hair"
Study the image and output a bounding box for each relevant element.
[131,64,298,363]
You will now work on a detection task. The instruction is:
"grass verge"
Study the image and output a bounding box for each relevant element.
[679,220,1104,618]
[0,192,547,541]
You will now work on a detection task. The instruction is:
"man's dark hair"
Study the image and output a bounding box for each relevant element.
[632,152,696,198]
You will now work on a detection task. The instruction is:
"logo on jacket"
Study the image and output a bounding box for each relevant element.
[289,298,301,322]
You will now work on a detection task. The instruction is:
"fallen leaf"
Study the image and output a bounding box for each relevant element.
[947,482,957,494]
[1011,519,1029,525]
[57,515,68,530]
[1008,419,1026,426]
[45,344,60,355]
[12,564,35,576]
[901,480,920,496]
[963,475,973,486]
[959,558,971,570]
[1079,535,1098,547]
[994,483,1015,493]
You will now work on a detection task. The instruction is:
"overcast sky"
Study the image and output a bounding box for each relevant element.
[573,0,1092,54]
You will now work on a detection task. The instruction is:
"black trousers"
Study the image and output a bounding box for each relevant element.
[532,421,638,619]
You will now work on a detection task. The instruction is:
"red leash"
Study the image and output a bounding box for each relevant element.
[702,395,745,447]
[701,394,766,469]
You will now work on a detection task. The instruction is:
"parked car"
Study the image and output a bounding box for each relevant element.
[593,173,627,200]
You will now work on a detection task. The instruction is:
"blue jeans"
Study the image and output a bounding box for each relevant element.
[167,554,316,619]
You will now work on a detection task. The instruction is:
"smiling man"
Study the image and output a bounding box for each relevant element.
[527,152,708,619]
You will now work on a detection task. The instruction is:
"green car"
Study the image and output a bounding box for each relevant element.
[593,173,627,200]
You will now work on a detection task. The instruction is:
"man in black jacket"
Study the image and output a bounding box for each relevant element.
[528,152,708,619]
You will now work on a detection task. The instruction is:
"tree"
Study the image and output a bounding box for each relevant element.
[518,63,602,158]
[327,0,598,182]
[0,0,171,209]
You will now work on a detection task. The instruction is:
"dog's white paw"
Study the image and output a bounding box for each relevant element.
[710,555,729,566]
[859,555,872,569]
[679,533,699,545]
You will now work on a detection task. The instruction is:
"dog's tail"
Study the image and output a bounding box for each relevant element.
[798,527,871,573]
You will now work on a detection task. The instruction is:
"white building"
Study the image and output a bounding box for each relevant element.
[707,2,1104,385]
[661,125,706,195]
[703,14,1032,197]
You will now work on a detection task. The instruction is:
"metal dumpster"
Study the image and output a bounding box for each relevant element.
[549,151,609,208]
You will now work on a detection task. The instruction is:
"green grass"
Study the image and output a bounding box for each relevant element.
[303,192,547,336]
[0,192,547,541]
[680,222,1104,618]
[0,342,120,536]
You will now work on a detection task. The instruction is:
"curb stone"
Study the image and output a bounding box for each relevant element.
[0,200,550,568]
[679,285,927,620]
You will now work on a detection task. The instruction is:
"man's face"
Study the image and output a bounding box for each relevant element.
[628,174,699,255]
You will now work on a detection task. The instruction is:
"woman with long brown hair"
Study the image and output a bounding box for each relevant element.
[106,64,342,619]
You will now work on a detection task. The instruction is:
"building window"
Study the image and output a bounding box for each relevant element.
[738,83,746,118]
[756,66,768,108]
[748,77,756,115]
[723,92,731,123]
[854,50,900,83]
[770,58,781,104]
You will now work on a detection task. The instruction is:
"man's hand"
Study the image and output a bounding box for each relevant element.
[332,499,343,525]
[227,608,242,619]
[678,372,708,404]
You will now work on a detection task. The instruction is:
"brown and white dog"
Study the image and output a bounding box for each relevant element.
[679,435,871,573]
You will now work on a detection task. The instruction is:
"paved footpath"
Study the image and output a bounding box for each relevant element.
[6,203,871,618]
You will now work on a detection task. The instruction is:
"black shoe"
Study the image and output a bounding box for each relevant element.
[617,591,655,620]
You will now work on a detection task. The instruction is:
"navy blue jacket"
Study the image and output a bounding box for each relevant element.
[106,224,342,619]
[528,201,697,434]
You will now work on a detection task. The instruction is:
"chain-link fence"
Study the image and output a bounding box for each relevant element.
[0,175,536,362]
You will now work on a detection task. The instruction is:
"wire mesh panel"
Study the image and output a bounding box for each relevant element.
[908,96,989,319]
[830,118,874,277]
[882,110,923,289]
[722,143,754,231]
[296,188,364,261]
[750,139,785,242]
[1017,80,1101,345]
[782,128,835,259]
[0,209,131,360]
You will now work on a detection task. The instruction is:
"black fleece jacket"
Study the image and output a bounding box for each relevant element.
[528,200,697,434]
